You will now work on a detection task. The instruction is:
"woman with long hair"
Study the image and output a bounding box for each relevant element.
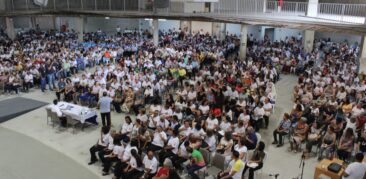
[122,149,144,178]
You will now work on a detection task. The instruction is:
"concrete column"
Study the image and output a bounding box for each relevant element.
[152,18,159,46]
[212,22,226,40]
[239,24,248,59]
[52,16,56,30]
[5,17,15,40]
[303,30,315,53]
[30,17,37,29]
[307,0,318,17]
[75,16,84,42]
[360,36,366,73]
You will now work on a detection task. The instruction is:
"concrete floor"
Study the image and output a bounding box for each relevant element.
[0,74,318,179]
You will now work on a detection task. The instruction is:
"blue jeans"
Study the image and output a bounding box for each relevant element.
[187,164,204,179]
[40,77,46,92]
[47,73,55,90]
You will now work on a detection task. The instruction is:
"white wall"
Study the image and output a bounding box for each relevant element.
[247,25,261,40]
[13,17,32,30]
[226,24,261,40]
[315,31,362,45]
[184,2,205,13]
[84,17,139,34]
[191,21,212,35]
[158,20,180,32]
[226,23,240,36]
[274,28,303,41]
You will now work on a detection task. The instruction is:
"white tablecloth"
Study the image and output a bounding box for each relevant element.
[49,102,98,124]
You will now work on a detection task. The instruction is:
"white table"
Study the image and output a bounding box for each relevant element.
[49,102,98,124]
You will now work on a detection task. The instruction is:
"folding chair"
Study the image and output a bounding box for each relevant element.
[66,115,81,134]
[50,112,60,128]
[46,108,52,125]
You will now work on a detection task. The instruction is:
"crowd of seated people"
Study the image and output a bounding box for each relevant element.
[3,23,365,178]
[80,29,303,179]
[271,38,366,164]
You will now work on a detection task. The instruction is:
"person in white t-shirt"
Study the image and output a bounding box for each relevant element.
[123,149,144,178]
[158,129,180,164]
[116,116,134,141]
[263,98,273,129]
[206,114,219,131]
[149,126,167,152]
[89,126,113,165]
[101,140,124,176]
[141,150,158,179]
[343,153,366,179]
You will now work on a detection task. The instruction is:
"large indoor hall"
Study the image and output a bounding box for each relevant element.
[1,0,366,179]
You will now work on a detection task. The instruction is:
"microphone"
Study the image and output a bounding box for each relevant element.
[269,173,279,177]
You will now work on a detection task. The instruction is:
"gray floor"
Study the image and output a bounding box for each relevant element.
[0,74,318,179]
[0,127,99,179]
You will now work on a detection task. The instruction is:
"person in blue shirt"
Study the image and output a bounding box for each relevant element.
[272,113,291,147]
[244,127,258,150]
[55,78,66,101]
[98,92,113,127]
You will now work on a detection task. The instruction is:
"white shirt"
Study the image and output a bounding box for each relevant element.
[199,105,210,114]
[112,145,124,159]
[234,144,248,161]
[152,131,167,147]
[344,162,366,179]
[143,156,158,174]
[121,123,133,134]
[98,133,113,147]
[263,103,273,116]
[167,136,180,154]
[206,118,219,130]
[130,156,144,171]
[50,104,63,117]
[122,145,138,161]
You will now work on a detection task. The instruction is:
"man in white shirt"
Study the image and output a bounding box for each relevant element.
[50,99,67,127]
[89,126,113,165]
[343,153,366,179]
[142,150,158,179]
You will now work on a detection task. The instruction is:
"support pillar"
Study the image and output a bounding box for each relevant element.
[239,24,248,59]
[5,17,15,40]
[212,22,226,40]
[76,16,84,42]
[360,36,366,74]
[152,18,159,46]
[303,30,315,53]
[30,17,36,29]
[307,0,318,17]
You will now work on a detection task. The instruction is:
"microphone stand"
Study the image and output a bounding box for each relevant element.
[298,152,305,179]
[269,173,280,179]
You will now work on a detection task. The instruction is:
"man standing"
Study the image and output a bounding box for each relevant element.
[343,153,366,179]
[99,92,112,127]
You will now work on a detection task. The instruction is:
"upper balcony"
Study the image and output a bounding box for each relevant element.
[1,0,366,35]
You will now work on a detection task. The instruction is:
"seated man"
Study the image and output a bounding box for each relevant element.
[272,113,291,147]
[217,151,245,179]
[50,99,67,127]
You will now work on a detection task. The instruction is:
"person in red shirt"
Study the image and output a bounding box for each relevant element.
[152,158,172,179]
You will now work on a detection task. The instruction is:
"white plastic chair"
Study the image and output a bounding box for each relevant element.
[255,132,262,145]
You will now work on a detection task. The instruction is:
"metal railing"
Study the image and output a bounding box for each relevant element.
[318,3,366,23]
[265,1,307,15]
[3,0,366,24]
